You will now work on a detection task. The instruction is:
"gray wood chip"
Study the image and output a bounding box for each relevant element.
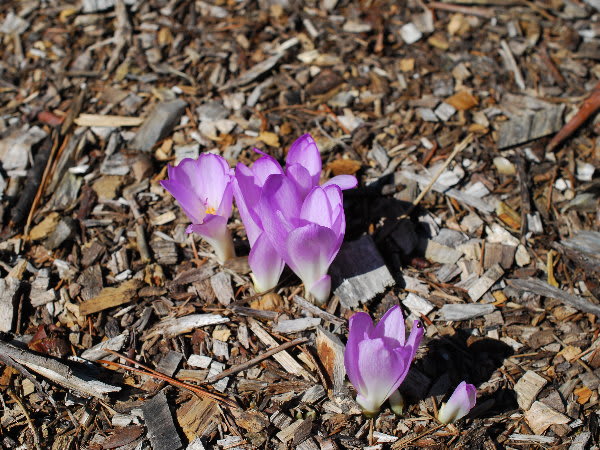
[142,391,183,450]
[0,277,20,333]
[508,278,600,317]
[514,370,548,410]
[330,235,395,308]
[437,304,495,321]
[497,104,565,149]
[144,314,229,340]
[130,99,187,152]
[273,318,321,334]
[468,264,504,301]
[210,271,234,306]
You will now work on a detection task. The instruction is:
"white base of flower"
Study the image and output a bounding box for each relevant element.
[250,273,274,294]
[205,231,235,264]
[389,390,405,416]
[307,275,331,305]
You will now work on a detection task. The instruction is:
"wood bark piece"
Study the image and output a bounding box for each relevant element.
[144,314,229,340]
[330,235,395,308]
[79,279,143,316]
[176,397,220,442]
[292,295,345,327]
[524,401,570,435]
[130,99,187,152]
[141,390,183,450]
[210,271,233,306]
[508,278,600,317]
[273,318,321,334]
[316,327,347,397]
[247,318,312,380]
[81,333,128,361]
[515,370,548,410]
[497,104,565,149]
[468,264,504,301]
[0,341,120,399]
[437,303,495,321]
[0,277,20,332]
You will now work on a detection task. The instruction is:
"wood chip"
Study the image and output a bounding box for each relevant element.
[142,391,183,450]
[330,235,395,308]
[79,279,143,316]
[468,264,504,301]
[525,401,570,435]
[515,370,548,410]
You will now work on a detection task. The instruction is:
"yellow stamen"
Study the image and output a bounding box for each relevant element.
[205,206,216,215]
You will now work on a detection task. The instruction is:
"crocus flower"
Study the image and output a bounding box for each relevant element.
[160,153,235,264]
[256,175,348,303]
[437,381,476,424]
[344,305,424,415]
[234,134,356,295]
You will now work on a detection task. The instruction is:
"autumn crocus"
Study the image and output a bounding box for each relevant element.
[234,134,356,295]
[344,305,424,416]
[438,381,476,424]
[160,153,235,264]
[257,175,349,303]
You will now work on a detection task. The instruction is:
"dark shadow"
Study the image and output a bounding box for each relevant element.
[399,330,517,416]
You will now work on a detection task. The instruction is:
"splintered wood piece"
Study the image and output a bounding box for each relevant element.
[141,391,183,450]
[497,105,565,149]
[80,333,128,361]
[273,318,321,334]
[468,264,504,301]
[437,303,495,321]
[78,279,143,316]
[144,314,230,340]
[293,296,345,327]
[514,371,548,410]
[248,318,312,380]
[210,271,234,306]
[508,278,600,317]
[276,419,312,445]
[316,327,347,397]
[524,401,569,435]
[0,341,120,399]
[483,242,517,269]
[0,277,20,332]
[329,235,395,308]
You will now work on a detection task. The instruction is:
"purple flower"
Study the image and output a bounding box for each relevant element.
[344,306,424,415]
[234,134,356,296]
[437,381,477,424]
[160,153,235,263]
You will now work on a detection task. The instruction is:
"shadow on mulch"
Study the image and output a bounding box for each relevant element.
[404,330,518,417]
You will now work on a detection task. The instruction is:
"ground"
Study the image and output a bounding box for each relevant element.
[0,0,599,449]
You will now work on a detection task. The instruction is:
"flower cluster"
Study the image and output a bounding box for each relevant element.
[162,136,478,423]
[344,305,477,421]
[161,134,356,303]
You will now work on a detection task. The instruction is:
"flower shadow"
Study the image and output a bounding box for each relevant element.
[399,329,518,416]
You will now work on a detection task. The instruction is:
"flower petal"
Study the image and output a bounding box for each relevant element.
[406,320,425,361]
[286,134,321,186]
[251,153,283,185]
[233,164,263,245]
[371,305,405,346]
[160,178,204,223]
[194,153,233,210]
[300,187,333,228]
[187,214,228,240]
[438,382,477,424]
[345,312,374,394]
[322,174,358,190]
[309,274,331,305]
[285,223,338,290]
[286,164,314,200]
[248,233,285,293]
[354,338,411,413]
